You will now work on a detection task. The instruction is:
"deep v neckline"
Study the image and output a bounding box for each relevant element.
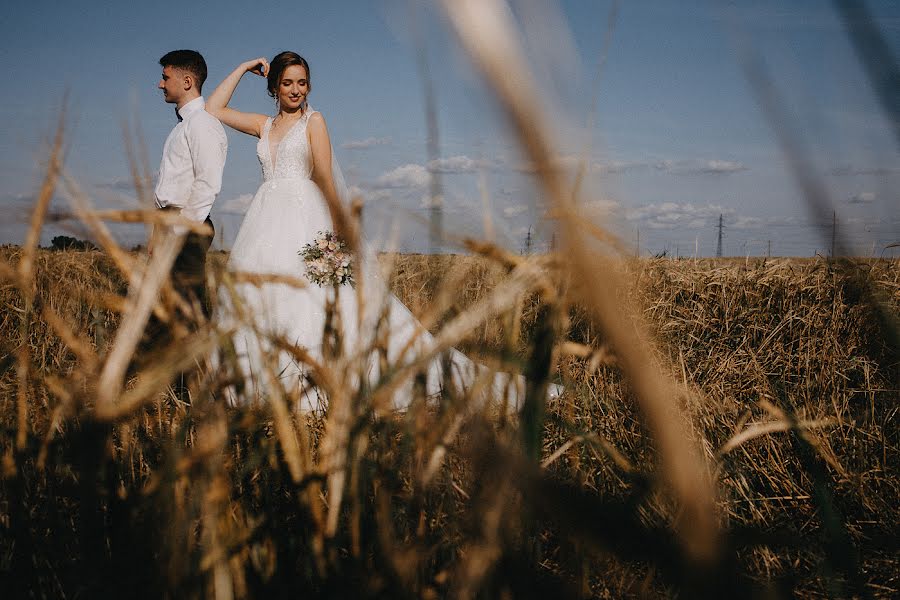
[266,113,305,172]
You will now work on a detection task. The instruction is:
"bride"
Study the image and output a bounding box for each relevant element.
[207,52,558,411]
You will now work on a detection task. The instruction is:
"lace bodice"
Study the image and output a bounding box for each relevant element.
[257,110,316,181]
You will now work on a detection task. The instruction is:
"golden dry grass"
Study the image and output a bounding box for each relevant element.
[2,4,898,597]
[1,247,897,598]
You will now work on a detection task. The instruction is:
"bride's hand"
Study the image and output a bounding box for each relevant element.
[244,58,269,77]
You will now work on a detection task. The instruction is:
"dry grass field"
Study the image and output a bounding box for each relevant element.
[2,5,898,597]
[1,246,897,598]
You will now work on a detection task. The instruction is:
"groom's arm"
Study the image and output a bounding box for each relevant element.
[183,117,228,224]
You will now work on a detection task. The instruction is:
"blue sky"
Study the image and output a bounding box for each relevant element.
[1,0,898,256]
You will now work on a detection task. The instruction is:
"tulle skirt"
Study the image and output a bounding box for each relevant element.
[219,177,525,411]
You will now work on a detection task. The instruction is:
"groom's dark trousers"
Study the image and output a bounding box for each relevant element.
[135,209,214,400]
[169,212,215,320]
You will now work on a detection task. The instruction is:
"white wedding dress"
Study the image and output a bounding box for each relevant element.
[221,109,558,411]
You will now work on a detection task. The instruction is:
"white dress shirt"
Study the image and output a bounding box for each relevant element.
[155,96,228,223]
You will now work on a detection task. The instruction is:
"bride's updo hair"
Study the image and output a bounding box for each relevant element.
[267,51,311,99]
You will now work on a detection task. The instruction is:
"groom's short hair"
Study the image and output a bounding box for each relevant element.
[159,50,208,92]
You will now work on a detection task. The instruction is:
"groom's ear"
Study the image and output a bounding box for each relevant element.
[182,72,194,91]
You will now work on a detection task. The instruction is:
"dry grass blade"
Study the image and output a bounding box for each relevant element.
[738,39,900,360]
[96,330,215,421]
[717,417,837,457]
[318,361,353,536]
[759,399,848,477]
[541,435,583,469]
[571,0,619,203]
[259,357,306,485]
[450,438,511,599]
[41,305,99,370]
[19,98,67,291]
[419,411,467,486]
[440,0,718,562]
[91,209,214,235]
[229,271,308,290]
[95,229,185,413]
[462,238,525,272]
[0,259,20,286]
[833,0,900,148]
[15,347,29,451]
[370,259,546,409]
[61,173,136,276]
[13,104,67,453]
[584,432,635,474]
[269,336,338,399]
[409,0,445,252]
[36,376,73,470]
[558,341,616,369]
[122,117,155,207]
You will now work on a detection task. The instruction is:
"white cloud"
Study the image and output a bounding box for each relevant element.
[626,202,728,229]
[219,193,255,214]
[700,160,747,174]
[341,136,392,150]
[656,159,748,175]
[427,155,493,174]
[761,215,804,227]
[731,216,766,229]
[344,185,393,203]
[419,194,444,209]
[592,160,647,174]
[830,165,900,176]
[848,191,876,204]
[513,157,748,176]
[373,164,430,189]
[582,199,620,214]
[368,156,494,191]
[624,208,808,231]
[503,204,529,218]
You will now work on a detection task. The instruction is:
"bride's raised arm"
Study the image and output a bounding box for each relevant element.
[308,113,355,249]
[207,58,270,137]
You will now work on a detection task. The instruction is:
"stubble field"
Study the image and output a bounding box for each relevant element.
[0,246,897,598]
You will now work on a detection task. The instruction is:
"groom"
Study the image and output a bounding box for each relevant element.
[153,49,227,316]
[142,50,227,391]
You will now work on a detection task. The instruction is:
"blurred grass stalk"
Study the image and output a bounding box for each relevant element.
[439,0,718,563]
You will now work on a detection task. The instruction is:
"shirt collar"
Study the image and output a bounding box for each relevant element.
[175,96,205,122]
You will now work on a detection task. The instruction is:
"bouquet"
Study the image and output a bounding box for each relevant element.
[299,231,354,287]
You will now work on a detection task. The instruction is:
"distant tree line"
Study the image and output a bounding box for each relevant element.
[49,236,98,251]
